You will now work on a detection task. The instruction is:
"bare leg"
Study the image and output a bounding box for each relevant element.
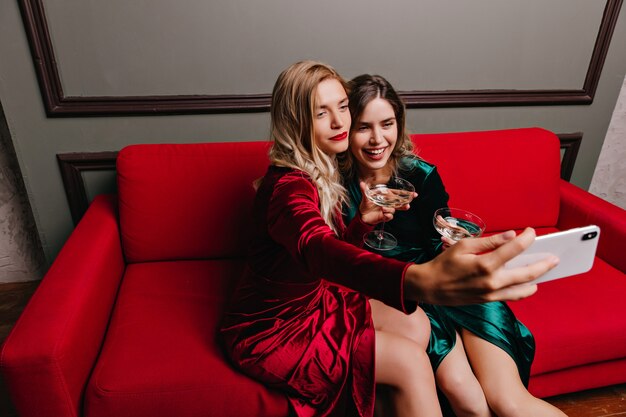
[435,332,493,417]
[370,299,430,347]
[370,299,442,417]
[462,330,568,417]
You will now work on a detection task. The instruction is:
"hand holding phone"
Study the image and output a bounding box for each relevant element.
[504,225,600,284]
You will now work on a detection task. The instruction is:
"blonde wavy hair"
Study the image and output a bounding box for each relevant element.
[269,61,349,234]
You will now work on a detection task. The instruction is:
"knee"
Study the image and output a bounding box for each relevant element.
[487,392,530,417]
[482,382,535,417]
[388,340,433,383]
[449,400,489,417]
[437,368,468,394]
[438,373,489,416]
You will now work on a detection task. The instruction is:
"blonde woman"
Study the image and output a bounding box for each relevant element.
[219,61,557,417]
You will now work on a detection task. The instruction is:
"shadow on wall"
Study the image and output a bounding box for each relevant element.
[0,100,45,283]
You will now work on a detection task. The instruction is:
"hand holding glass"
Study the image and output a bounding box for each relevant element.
[363,177,416,250]
[433,207,486,241]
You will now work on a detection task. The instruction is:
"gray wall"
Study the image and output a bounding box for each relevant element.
[0,102,45,282]
[590,75,626,208]
[1,0,625,270]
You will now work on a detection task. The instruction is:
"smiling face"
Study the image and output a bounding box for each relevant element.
[349,97,398,179]
[312,78,351,156]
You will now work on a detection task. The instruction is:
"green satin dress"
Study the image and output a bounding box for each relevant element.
[343,156,535,386]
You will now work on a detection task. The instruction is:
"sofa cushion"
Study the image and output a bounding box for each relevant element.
[412,128,561,232]
[84,260,288,417]
[508,256,626,376]
[527,358,626,398]
[117,142,271,263]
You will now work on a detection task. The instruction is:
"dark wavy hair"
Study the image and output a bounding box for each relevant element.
[339,74,415,181]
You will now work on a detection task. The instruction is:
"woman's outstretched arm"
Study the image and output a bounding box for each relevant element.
[405,228,559,305]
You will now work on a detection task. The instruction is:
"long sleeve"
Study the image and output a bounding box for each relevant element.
[266,171,413,312]
[343,209,374,247]
[415,165,450,258]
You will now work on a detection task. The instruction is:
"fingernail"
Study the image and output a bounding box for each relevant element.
[502,230,516,240]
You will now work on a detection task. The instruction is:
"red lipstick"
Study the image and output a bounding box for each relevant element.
[329,132,348,141]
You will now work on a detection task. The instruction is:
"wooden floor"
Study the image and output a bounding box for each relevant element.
[1,280,40,417]
[1,280,625,417]
[546,384,626,416]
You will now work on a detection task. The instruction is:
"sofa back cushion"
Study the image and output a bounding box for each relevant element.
[411,127,561,232]
[117,141,270,263]
[116,128,560,261]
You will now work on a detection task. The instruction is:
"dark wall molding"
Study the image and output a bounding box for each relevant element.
[20,0,623,117]
[57,135,583,225]
[56,152,117,224]
[556,133,583,182]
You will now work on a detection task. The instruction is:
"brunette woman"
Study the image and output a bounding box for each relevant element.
[341,73,567,417]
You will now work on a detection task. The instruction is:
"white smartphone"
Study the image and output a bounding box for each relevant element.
[504,225,600,284]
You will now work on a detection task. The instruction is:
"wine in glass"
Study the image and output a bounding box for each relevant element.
[363,177,416,250]
[433,207,486,241]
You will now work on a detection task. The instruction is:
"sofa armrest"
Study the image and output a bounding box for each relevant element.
[557,180,626,273]
[0,195,125,417]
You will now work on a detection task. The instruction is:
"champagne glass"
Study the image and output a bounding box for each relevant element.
[363,177,416,250]
[433,207,486,241]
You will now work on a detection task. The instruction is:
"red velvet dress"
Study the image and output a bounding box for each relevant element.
[220,166,416,417]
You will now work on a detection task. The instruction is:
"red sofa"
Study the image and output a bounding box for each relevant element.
[2,127,626,417]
